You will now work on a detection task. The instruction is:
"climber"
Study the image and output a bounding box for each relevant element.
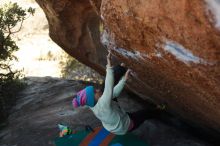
[72,50,162,135]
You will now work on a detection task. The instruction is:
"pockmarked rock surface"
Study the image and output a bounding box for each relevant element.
[0,77,212,146]
[35,0,220,134]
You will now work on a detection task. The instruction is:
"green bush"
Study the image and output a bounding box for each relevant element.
[59,53,103,83]
[0,2,35,124]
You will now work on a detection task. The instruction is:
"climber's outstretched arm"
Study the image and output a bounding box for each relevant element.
[100,50,114,104]
[113,69,131,98]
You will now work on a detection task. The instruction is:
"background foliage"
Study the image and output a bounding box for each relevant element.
[0,2,34,125]
[59,53,103,83]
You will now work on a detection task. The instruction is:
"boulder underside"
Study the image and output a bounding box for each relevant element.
[36,0,220,134]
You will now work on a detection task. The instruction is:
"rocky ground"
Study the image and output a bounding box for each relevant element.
[0,77,216,146]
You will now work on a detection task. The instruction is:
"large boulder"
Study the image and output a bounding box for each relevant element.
[35,0,107,75]
[35,0,220,134]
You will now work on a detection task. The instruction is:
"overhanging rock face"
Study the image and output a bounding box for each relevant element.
[36,0,107,75]
[36,0,220,133]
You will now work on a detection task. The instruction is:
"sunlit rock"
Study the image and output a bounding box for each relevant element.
[35,0,220,134]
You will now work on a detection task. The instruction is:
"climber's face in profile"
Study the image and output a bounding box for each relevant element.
[94,89,102,101]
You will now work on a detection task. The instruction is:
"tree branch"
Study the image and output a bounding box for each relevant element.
[6,24,12,39]
[10,18,24,34]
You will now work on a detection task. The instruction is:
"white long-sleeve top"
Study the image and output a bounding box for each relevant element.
[90,66,130,135]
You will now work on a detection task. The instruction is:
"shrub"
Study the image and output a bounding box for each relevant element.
[59,53,103,83]
[0,2,35,124]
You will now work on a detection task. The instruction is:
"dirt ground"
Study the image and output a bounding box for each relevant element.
[0,77,215,146]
